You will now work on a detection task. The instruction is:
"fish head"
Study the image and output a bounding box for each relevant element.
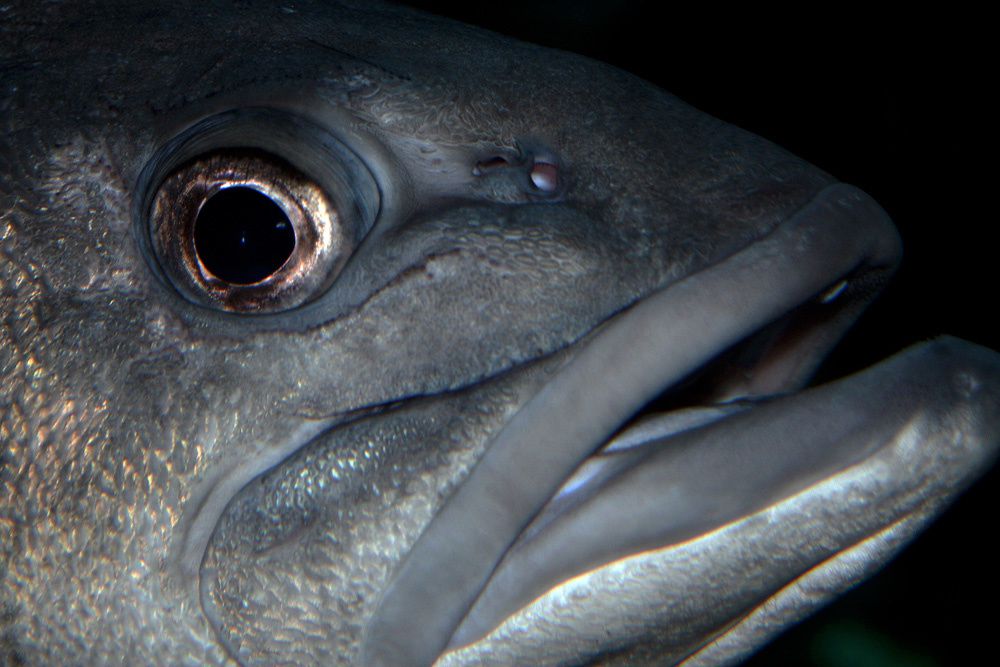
[1,2,997,665]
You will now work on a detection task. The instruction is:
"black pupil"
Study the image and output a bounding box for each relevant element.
[194,187,295,285]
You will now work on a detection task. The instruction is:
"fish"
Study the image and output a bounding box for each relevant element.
[1,1,996,666]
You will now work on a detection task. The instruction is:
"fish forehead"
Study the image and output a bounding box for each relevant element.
[0,0,840,663]
[0,0,832,460]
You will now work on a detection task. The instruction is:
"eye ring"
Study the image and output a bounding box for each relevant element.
[138,108,380,318]
[151,150,347,313]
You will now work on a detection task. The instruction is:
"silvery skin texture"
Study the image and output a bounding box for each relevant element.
[1,1,996,665]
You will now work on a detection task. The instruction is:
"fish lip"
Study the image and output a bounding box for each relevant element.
[450,336,1000,664]
[443,342,930,650]
[360,182,903,666]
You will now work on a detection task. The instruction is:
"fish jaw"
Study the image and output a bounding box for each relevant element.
[441,337,1000,666]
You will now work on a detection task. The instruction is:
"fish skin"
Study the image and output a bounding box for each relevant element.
[0,2,995,666]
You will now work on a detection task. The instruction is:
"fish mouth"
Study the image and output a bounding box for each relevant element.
[198,182,994,665]
[360,183,911,664]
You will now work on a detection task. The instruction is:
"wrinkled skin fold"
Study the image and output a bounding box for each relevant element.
[1,2,997,666]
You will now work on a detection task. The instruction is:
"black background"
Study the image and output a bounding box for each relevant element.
[400,3,994,664]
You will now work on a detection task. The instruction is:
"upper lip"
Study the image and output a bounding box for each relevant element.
[360,182,903,666]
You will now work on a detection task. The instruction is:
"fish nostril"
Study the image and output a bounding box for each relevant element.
[473,156,510,175]
[473,154,561,197]
[529,161,559,193]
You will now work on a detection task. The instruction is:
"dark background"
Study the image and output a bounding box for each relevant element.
[400,3,994,665]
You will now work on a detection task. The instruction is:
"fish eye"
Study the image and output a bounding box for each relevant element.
[141,109,379,315]
[151,150,349,313]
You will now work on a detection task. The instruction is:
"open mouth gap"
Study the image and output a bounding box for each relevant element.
[619,267,875,429]
[443,265,907,652]
[361,183,902,666]
[511,266,879,553]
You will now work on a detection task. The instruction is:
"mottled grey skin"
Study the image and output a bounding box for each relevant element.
[1,2,998,666]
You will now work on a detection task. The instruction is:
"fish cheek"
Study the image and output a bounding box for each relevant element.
[199,375,528,664]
